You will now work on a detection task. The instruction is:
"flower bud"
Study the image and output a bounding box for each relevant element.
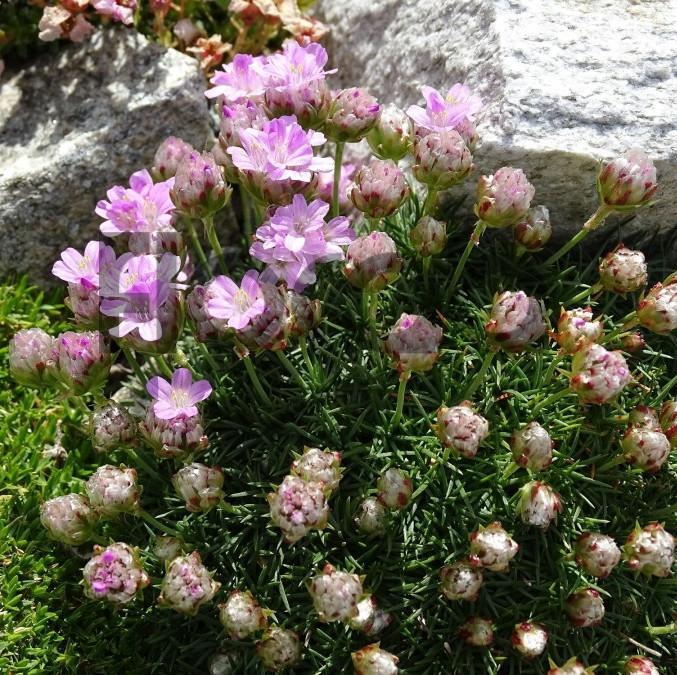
[564,588,605,628]
[621,424,670,473]
[158,551,221,615]
[376,468,413,510]
[622,522,675,577]
[514,205,552,251]
[660,400,677,449]
[83,542,150,604]
[153,136,194,180]
[412,130,473,190]
[154,536,182,562]
[469,522,519,572]
[65,283,102,326]
[439,560,483,602]
[624,656,660,674]
[267,475,329,544]
[518,480,562,530]
[511,422,554,471]
[355,497,388,535]
[219,590,268,639]
[235,282,290,353]
[555,307,603,354]
[55,330,111,395]
[570,344,631,404]
[475,167,535,228]
[40,494,97,545]
[348,595,393,635]
[187,283,228,341]
[352,644,399,675]
[367,103,414,161]
[349,159,410,219]
[9,328,57,387]
[291,447,342,495]
[575,532,621,579]
[410,216,446,257]
[459,617,494,647]
[629,405,660,429]
[209,653,238,675]
[597,149,657,209]
[324,87,380,142]
[598,246,648,294]
[637,277,677,335]
[436,402,489,459]
[256,628,301,672]
[343,232,403,292]
[308,563,363,623]
[85,465,140,517]
[264,80,331,130]
[140,407,209,460]
[548,657,590,675]
[512,622,548,659]
[285,291,322,338]
[384,313,443,374]
[622,332,646,353]
[172,463,224,512]
[485,291,546,352]
[90,402,137,453]
[171,151,231,217]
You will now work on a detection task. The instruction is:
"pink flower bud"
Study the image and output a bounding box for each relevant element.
[624,656,660,674]
[570,344,631,404]
[256,628,301,672]
[153,137,195,180]
[264,80,332,130]
[621,424,670,473]
[597,149,657,209]
[55,330,111,394]
[459,616,494,647]
[219,590,268,639]
[410,216,447,257]
[629,405,660,429]
[85,465,140,517]
[158,551,221,615]
[384,313,443,374]
[575,532,621,579]
[235,282,290,352]
[308,563,363,623]
[9,328,57,387]
[598,246,648,293]
[349,159,410,219]
[343,232,403,292]
[90,402,137,453]
[485,291,546,352]
[187,284,229,341]
[659,400,677,449]
[555,307,603,354]
[173,18,202,45]
[291,447,342,494]
[171,151,231,217]
[285,290,322,338]
[622,522,675,577]
[367,103,414,161]
[348,595,393,636]
[65,283,102,325]
[512,622,548,659]
[511,422,554,471]
[40,493,97,545]
[172,463,224,512]
[355,497,388,535]
[412,130,473,190]
[439,559,483,601]
[469,522,519,572]
[140,407,209,460]
[436,402,489,458]
[548,657,590,675]
[325,87,380,142]
[475,167,535,228]
[352,644,399,675]
[517,480,562,530]
[637,277,677,335]
[83,542,150,604]
[376,468,413,510]
[267,475,329,544]
[565,588,605,628]
[514,205,552,251]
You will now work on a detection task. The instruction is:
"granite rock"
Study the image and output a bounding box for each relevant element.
[0,28,213,281]
[317,0,677,259]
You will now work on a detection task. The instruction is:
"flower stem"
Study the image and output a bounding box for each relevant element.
[463,350,496,400]
[242,355,272,405]
[186,220,211,274]
[567,281,603,306]
[422,256,431,294]
[298,336,315,379]
[203,214,228,274]
[276,350,309,391]
[544,205,612,266]
[646,623,677,636]
[600,315,640,345]
[332,141,345,218]
[156,354,174,379]
[121,346,147,386]
[422,189,437,215]
[502,461,520,480]
[137,509,183,538]
[390,371,411,428]
[198,343,221,376]
[444,221,487,301]
[365,291,382,366]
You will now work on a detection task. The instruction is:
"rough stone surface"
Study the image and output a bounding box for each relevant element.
[317,0,677,259]
[0,28,213,281]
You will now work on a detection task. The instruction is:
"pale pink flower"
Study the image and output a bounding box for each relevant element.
[206,270,266,330]
[91,0,136,25]
[205,53,269,102]
[146,368,212,421]
[407,84,482,134]
[52,240,116,289]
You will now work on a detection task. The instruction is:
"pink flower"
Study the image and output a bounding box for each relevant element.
[52,240,116,289]
[147,368,212,420]
[38,6,95,43]
[206,270,266,330]
[91,0,136,25]
[95,170,175,237]
[258,40,336,90]
[205,53,269,103]
[407,84,482,134]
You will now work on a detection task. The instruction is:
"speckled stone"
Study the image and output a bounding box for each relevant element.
[0,27,213,281]
[316,0,677,258]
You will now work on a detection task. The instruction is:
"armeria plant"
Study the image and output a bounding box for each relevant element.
[8,38,677,673]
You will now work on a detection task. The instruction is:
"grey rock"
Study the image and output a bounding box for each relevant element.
[317,0,677,259]
[0,28,213,281]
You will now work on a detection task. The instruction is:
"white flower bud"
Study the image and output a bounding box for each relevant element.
[376,468,413,510]
[85,465,140,517]
[436,402,489,458]
[219,590,268,639]
[574,533,621,579]
[158,551,221,615]
[564,588,605,628]
[439,560,483,602]
[622,523,675,577]
[308,563,363,623]
[512,622,548,659]
[511,422,554,471]
[351,643,399,675]
[469,522,519,572]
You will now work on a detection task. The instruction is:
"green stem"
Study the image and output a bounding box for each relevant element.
[365,291,382,366]
[543,352,563,386]
[598,454,627,473]
[502,460,520,480]
[156,355,174,379]
[242,355,272,405]
[531,387,575,417]
[121,346,147,385]
[332,141,345,218]
[422,189,437,215]
[600,315,640,345]
[298,336,315,379]
[444,221,487,302]
[567,281,603,306]
[186,220,211,274]
[198,343,221,376]
[137,509,183,538]
[463,351,496,400]
[422,256,431,294]
[390,372,411,428]
[203,214,228,274]
[544,205,612,266]
[276,351,309,391]
[646,623,677,636]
